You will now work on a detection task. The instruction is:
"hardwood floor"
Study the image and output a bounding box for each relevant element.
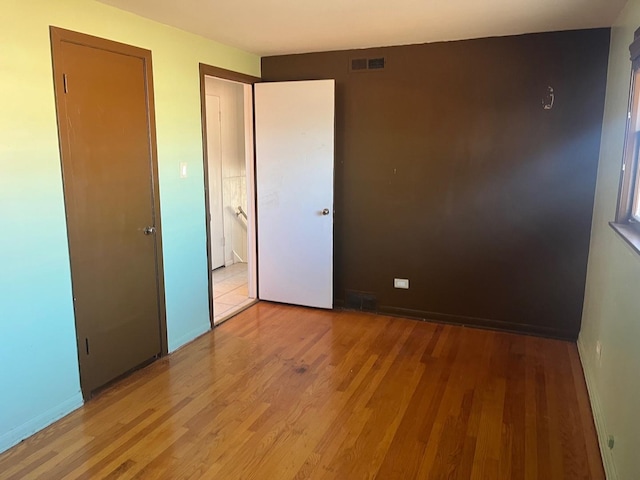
[0,302,603,479]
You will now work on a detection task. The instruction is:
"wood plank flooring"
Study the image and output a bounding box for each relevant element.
[0,302,604,479]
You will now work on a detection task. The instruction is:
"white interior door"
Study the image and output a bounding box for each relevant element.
[255,80,335,309]
[206,94,225,270]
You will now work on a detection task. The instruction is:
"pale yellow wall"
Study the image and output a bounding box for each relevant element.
[580,0,640,478]
[0,0,259,453]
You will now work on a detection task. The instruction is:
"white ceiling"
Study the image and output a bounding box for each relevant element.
[98,0,626,57]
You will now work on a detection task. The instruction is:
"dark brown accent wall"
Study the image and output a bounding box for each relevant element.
[261,29,610,339]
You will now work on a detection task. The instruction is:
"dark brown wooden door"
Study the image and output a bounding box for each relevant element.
[51,28,166,398]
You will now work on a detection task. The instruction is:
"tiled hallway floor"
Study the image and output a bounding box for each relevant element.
[213,263,254,324]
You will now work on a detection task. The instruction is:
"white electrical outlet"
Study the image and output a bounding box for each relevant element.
[394,278,409,289]
[179,162,188,178]
[596,341,602,365]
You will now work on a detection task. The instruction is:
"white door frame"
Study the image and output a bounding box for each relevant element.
[243,84,257,300]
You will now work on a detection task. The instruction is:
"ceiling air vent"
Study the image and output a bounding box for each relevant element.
[349,57,386,73]
[368,57,385,70]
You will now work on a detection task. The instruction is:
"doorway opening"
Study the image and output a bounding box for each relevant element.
[200,65,259,325]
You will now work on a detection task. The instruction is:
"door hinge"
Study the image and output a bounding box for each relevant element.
[85,337,90,355]
[63,74,68,94]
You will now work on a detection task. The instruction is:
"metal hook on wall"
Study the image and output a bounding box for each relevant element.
[543,86,555,110]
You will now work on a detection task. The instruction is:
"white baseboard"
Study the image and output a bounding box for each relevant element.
[0,393,84,454]
[577,337,618,480]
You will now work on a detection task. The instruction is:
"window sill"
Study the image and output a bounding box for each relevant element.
[610,222,640,255]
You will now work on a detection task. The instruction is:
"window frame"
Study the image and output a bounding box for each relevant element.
[611,27,640,254]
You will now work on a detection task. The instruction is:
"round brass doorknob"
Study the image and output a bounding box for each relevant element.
[143,226,156,235]
[322,208,330,216]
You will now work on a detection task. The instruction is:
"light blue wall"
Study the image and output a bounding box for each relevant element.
[0,0,260,454]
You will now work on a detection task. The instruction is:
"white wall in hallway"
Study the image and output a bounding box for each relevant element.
[204,76,248,265]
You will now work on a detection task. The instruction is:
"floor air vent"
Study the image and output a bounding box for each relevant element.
[345,290,378,311]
